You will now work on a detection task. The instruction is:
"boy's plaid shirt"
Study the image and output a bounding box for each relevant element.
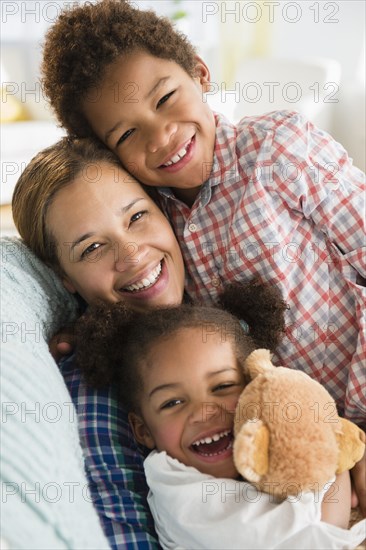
[158,110,366,428]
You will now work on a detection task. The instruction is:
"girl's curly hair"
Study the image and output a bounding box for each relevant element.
[41,0,197,137]
[75,280,287,413]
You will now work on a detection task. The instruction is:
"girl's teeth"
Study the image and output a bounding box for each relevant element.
[193,430,230,447]
[123,262,162,292]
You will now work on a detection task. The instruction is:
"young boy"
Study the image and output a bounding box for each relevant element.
[41,0,365,544]
[42,0,365,428]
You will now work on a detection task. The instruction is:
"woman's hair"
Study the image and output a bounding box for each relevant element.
[75,280,288,413]
[41,0,197,137]
[12,137,121,271]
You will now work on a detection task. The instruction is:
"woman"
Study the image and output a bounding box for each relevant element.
[12,136,185,548]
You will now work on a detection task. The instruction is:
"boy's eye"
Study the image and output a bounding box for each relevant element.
[117,128,135,146]
[157,91,174,108]
[81,242,101,260]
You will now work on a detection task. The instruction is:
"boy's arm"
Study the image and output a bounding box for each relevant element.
[268,111,365,275]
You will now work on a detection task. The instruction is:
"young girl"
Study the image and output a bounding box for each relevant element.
[74,285,365,550]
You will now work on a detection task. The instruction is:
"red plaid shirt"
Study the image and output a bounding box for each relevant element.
[158,110,366,428]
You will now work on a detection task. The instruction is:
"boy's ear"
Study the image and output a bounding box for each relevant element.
[193,55,211,91]
[129,412,156,449]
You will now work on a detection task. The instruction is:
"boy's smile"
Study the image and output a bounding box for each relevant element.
[82,51,216,200]
[129,328,245,479]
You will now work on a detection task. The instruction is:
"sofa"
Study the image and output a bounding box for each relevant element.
[1,237,110,549]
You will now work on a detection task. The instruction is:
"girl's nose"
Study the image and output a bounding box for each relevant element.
[189,400,222,425]
[146,122,178,153]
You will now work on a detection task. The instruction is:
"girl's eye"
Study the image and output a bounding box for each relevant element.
[117,128,135,146]
[129,210,147,225]
[157,91,174,108]
[161,398,183,410]
[81,242,101,260]
[213,383,236,392]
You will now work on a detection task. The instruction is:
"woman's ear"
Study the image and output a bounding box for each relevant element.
[129,412,156,449]
[193,55,211,92]
[61,275,77,294]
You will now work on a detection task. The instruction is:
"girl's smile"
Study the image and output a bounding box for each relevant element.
[130,327,245,478]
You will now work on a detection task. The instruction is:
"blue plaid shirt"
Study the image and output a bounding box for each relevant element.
[60,354,161,549]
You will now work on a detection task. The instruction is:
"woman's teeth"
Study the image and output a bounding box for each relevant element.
[163,143,189,167]
[123,262,162,292]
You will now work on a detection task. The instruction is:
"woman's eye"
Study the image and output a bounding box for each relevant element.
[157,91,174,108]
[81,243,101,259]
[116,128,135,146]
[130,210,147,225]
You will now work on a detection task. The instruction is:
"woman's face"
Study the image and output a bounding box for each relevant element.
[46,162,185,311]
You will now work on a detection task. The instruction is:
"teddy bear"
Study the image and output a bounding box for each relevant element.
[233,349,365,498]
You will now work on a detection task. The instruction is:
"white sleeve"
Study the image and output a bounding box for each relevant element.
[145,452,366,550]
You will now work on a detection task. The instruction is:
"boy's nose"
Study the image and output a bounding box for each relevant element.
[146,122,178,153]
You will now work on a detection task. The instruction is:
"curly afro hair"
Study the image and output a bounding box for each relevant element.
[41,0,197,137]
[75,280,287,414]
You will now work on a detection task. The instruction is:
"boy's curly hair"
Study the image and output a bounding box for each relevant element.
[41,0,197,137]
[75,280,287,413]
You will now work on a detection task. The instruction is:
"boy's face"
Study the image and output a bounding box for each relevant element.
[130,327,245,479]
[82,52,216,200]
[46,162,185,310]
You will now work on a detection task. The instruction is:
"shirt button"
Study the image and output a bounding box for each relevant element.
[188,223,197,232]
[211,278,221,287]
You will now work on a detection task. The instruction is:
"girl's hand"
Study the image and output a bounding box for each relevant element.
[321,471,351,529]
[49,326,75,362]
[351,447,366,517]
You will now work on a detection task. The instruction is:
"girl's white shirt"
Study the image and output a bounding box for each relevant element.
[145,450,366,550]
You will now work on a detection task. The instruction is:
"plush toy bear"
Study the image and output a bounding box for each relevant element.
[233,349,365,498]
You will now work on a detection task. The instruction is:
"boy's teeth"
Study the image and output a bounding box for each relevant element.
[123,262,162,292]
[163,144,188,166]
[193,430,230,447]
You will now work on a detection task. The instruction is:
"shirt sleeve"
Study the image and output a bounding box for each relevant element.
[271,112,366,425]
[264,111,365,274]
[145,452,366,550]
[239,111,365,426]
[60,354,161,550]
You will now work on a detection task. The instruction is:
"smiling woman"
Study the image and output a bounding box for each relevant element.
[12,137,185,311]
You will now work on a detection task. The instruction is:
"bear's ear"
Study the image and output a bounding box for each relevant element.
[335,418,366,474]
[245,349,275,379]
[233,419,269,482]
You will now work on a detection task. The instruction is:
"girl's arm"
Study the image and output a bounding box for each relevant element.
[321,471,351,529]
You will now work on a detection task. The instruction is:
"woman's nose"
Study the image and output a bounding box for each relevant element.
[114,241,148,273]
[146,122,178,153]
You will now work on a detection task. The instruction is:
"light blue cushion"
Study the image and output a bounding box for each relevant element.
[1,237,110,549]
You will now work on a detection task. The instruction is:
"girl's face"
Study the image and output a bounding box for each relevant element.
[46,162,185,310]
[130,327,245,479]
[82,51,216,203]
